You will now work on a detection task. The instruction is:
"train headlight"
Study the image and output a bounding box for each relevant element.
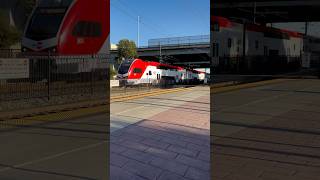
[52,48,56,53]
[22,48,27,52]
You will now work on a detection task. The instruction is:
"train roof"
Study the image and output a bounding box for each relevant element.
[211,16,304,38]
[133,59,205,74]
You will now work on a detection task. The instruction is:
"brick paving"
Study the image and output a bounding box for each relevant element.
[212,79,320,180]
[110,90,210,180]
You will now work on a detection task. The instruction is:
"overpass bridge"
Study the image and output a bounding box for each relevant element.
[111,36,210,68]
[138,44,210,68]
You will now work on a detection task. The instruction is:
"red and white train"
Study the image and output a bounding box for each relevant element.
[211,16,306,69]
[21,0,109,77]
[22,0,110,55]
[117,59,207,85]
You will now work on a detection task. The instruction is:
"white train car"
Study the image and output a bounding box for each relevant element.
[211,16,304,70]
[116,59,206,85]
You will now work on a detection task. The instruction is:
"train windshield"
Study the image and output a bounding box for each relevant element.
[118,60,133,74]
[25,9,65,40]
[38,0,73,7]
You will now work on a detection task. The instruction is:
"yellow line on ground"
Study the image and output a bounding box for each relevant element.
[211,79,292,94]
[111,87,192,102]
[0,105,107,129]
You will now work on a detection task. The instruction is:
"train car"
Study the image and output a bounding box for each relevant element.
[22,0,110,55]
[116,59,206,85]
[211,16,304,72]
[21,0,109,81]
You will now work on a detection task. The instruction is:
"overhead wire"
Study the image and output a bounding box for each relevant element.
[111,0,175,39]
[115,0,176,38]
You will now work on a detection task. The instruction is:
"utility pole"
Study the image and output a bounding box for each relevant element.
[137,16,140,48]
[159,42,162,63]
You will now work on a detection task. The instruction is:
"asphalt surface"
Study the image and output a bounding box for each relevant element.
[0,113,108,180]
[212,79,320,180]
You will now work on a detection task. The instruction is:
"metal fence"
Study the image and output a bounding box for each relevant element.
[0,51,109,111]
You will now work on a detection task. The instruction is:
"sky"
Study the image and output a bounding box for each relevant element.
[110,0,210,47]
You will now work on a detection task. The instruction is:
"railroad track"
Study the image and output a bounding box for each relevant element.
[0,86,194,129]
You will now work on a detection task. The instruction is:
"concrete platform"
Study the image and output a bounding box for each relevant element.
[110,86,210,180]
[212,79,320,180]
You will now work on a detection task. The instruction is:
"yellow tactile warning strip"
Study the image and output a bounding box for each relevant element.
[211,79,292,94]
[0,87,192,129]
[110,87,192,102]
[0,105,108,129]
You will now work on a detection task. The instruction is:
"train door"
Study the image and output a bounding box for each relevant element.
[212,43,219,67]
[264,46,268,56]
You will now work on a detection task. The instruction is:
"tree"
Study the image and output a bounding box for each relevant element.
[110,64,117,80]
[19,0,37,27]
[21,0,36,15]
[0,10,21,48]
[117,39,138,64]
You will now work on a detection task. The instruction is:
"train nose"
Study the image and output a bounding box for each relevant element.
[117,73,128,79]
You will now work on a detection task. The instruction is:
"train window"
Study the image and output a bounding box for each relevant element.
[62,0,73,6]
[255,40,259,49]
[72,21,102,37]
[228,38,232,48]
[118,61,132,74]
[39,0,73,7]
[26,13,64,40]
[133,68,142,73]
[216,43,219,57]
[213,22,220,31]
[157,65,168,70]
[149,71,152,75]
[212,43,216,57]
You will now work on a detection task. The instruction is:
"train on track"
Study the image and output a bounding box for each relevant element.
[20,0,110,80]
[211,16,320,72]
[22,0,110,55]
[116,59,208,85]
